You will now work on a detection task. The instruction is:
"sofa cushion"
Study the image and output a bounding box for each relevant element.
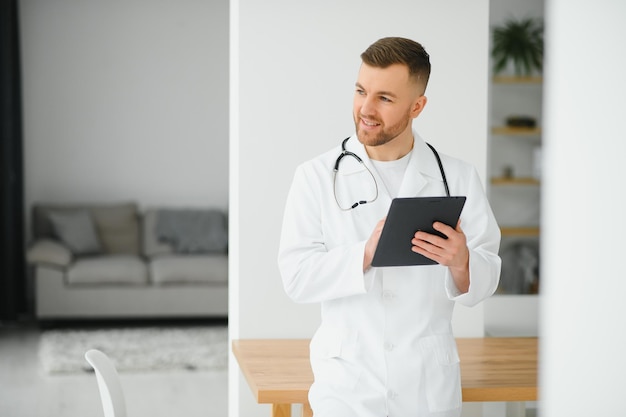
[149,255,228,285]
[142,209,175,257]
[48,210,102,255]
[67,255,148,285]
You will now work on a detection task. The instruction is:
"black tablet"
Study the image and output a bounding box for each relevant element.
[371,196,467,267]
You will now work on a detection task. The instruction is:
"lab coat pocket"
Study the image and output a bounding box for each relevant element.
[418,334,462,413]
[309,326,361,390]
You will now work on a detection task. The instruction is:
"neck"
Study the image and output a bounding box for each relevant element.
[366,131,414,161]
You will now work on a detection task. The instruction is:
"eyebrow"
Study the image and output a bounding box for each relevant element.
[355,82,398,98]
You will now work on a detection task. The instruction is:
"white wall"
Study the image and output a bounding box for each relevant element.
[230,1,490,415]
[541,0,626,415]
[19,0,229,214]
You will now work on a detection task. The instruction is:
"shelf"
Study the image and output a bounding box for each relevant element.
[500,227,540,237]
[491,177,540,185]
[493,75,543,84]
[492,126,541,136]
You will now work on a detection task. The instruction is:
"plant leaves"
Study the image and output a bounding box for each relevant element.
[491,17,543,76]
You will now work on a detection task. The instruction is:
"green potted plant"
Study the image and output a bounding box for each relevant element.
[491,17,544,76]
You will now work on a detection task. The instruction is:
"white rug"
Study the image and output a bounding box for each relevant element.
[39,326,228,374]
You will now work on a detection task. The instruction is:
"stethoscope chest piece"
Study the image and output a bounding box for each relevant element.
[333,138,378,211]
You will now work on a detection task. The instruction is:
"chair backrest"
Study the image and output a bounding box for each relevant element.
[85,349,127,417]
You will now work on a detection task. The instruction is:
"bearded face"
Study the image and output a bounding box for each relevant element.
[352,63,426,154]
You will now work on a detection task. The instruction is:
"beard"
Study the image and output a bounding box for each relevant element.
[354,108,413,147]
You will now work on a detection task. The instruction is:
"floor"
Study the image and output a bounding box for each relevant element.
[0,320,228,417]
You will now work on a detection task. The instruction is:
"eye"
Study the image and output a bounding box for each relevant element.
[380,96,392,102]
[355,88,365,96]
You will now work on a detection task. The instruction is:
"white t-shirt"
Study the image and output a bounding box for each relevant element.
[370,150,412,198]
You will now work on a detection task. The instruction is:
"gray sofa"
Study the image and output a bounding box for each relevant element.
[26,202,228,320]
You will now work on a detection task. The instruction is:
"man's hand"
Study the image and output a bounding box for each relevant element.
[363,217,386,272]
[411,220,470,293]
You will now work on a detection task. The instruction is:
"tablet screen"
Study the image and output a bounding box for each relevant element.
[371,196,466,267]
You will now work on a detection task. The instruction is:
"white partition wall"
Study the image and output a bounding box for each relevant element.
[541,1,626,415]
[230,1,490,415]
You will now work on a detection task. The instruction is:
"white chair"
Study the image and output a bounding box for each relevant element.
[85,349,127,417]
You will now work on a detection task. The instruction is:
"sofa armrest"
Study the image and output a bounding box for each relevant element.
[26,239,73,268]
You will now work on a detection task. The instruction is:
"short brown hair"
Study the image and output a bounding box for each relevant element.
[360,37,431,92]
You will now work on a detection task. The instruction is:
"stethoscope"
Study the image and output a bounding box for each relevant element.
[333,137,450,211]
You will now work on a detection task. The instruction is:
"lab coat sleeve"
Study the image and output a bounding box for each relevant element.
[444,167,501,306]
[278,164,375,303]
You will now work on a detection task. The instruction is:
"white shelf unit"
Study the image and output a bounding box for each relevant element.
[488,76,543,296]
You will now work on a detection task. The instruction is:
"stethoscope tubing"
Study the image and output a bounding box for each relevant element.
[333,137,450,210]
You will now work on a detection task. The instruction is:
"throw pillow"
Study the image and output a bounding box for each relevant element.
[91,203,140,255]
[47,210,102,255]
[156,209,228,254]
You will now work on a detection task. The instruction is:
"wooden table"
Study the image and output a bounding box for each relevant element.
[232,337,538,417]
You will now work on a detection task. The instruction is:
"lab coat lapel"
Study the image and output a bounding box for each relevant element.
[398,132,444,198]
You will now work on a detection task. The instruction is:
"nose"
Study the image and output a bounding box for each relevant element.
[359,95,376,117]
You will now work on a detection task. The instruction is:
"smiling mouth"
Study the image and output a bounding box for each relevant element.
[360,117,381,127]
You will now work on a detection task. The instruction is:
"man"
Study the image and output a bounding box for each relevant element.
[278,37,501,417]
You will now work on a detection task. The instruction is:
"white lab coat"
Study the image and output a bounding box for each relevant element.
[278,131,501,417]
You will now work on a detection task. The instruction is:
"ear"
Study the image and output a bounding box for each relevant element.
[410,95,428,119]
